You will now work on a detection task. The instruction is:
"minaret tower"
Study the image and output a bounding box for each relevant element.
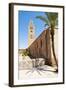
[28,20,35,47]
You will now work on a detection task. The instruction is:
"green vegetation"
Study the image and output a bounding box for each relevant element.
[21,50,29,59]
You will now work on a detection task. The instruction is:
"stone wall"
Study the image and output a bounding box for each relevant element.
[27,28,52,66]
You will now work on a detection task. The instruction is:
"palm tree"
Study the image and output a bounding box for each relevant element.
[36,12,58,71]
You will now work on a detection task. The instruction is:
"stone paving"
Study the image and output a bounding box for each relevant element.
[18,55,58,80]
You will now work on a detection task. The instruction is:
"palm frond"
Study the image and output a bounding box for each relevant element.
[55,16,58,27]
[45,12,58,26]
[36,12,58,29]
[36,16,50,26]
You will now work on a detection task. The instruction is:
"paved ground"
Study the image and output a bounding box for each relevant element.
[18,55,58,80]
[19,68,57,80]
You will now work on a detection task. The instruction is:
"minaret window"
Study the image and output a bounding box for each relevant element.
[30,30,33,33]
[30,26,33,29]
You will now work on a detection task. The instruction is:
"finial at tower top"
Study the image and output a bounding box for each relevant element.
[29,19,35,28]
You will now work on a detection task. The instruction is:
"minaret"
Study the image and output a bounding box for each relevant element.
[28,20,35,47]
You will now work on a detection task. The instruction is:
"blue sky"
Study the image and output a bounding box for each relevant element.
[18,11,47,49]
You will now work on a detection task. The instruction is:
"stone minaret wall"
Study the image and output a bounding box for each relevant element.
[28,20,35,47]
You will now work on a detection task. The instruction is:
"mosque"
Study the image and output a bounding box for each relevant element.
[19,20,58,69]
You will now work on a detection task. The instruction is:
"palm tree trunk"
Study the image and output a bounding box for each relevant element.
[51,34,58,67]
